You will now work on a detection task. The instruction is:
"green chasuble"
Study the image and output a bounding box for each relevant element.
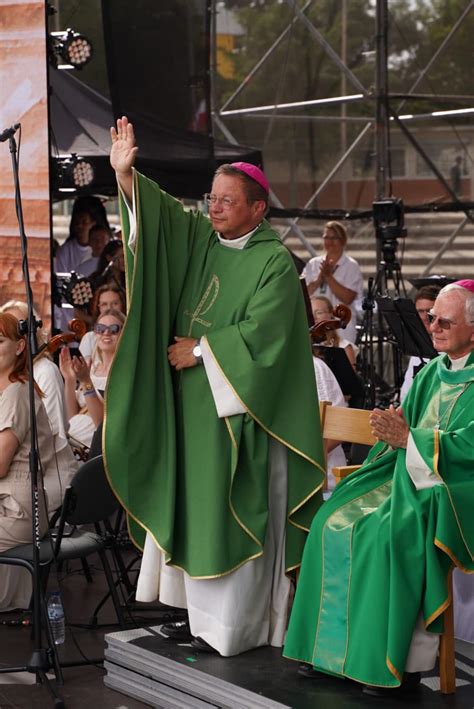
[284,351,474,687]
[104,170,325,579]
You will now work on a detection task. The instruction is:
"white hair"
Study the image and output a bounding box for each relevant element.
[438,284,474,324]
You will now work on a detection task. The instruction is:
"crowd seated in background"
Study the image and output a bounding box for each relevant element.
[55,195,110,275]
[284,281,474,694]
[311,295,358,369]
[302,221,363,344]
[54,196,112,332]
[0,313,55,611]
[0,301,77,513]
[88,239,126,292]
[60,309,125,450]
[76,223,113,277]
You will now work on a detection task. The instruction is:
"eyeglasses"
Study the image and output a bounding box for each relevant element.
[426,312,457,330]
[94,323,122,335]
[323,235,342,242]
[203,193,238,210]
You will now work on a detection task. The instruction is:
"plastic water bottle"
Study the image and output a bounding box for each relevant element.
[47,591,65,645]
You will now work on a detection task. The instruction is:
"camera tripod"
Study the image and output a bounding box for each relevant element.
[358,240,408,408]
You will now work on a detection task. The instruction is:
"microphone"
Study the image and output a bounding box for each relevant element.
[0,123,20,143]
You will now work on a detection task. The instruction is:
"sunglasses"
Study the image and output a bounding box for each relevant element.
[94,323,122,335]
[426,312,456,330]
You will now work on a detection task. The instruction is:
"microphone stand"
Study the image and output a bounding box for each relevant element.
[0,125,65,708]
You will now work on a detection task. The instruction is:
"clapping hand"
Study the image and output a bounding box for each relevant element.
[319,257,336,279]
[59,347,91,385]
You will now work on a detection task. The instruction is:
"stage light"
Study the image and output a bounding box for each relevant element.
[55,154,95,191]
[50,29,93,70]
[71,158,95,188]
[54,272,94,308]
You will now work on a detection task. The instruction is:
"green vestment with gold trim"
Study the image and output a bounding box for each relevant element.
[104,171,325,579]
[284,351,474,687]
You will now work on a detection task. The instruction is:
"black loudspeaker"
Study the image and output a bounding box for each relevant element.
[102,0,212,139]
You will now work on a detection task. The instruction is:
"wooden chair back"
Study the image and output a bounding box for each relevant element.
[319,402,376,485]
[320,403,376,446]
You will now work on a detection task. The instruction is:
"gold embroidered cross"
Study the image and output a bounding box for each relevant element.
[184,275,220,336]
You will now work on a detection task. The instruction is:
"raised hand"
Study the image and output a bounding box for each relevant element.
[110,116,137,174]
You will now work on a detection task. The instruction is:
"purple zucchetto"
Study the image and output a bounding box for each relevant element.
[230,162,269,194]
[453,279,474,294]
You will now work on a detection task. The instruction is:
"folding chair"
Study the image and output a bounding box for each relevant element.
[0,455,126,644]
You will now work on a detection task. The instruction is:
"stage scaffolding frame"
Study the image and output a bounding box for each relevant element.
[210,0,474,272]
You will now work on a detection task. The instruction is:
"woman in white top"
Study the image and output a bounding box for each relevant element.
[302,221,363,344]
[60,309,125,449]
[0,313,55,610]
[0,301,78,512]
[78,284,126,364]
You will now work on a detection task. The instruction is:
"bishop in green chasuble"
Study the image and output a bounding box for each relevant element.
[103,146,325,654]
[284,284,474,687]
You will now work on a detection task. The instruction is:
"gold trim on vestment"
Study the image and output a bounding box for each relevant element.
[428,383,473,559]
[431,430,474,561]
[103,173,174,563]
[424,565,453,629]
[203,335,325,531]
[433,427,440,480]
[202,336,324,472]
[224,416,264,549]
[311,480,393,670]
[288,518,315,533]
[342,528,354,671]
[286,562,301,574]
[117,176,131,309]
[224,416,237,449]
[434,538,473,574]
[168,550,264,580]
[311,521,326,664]
[386,657,402,684]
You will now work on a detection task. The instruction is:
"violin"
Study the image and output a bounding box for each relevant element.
[34,319,87,362]
[310,304,352,344]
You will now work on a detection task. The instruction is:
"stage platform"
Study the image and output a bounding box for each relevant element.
[104,624,474,708]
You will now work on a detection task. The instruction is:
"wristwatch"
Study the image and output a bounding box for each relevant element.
[192,340,203,365]
[81,381,94,392]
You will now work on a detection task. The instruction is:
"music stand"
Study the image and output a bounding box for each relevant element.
[312,345,365,402]
[376,297,437,359]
